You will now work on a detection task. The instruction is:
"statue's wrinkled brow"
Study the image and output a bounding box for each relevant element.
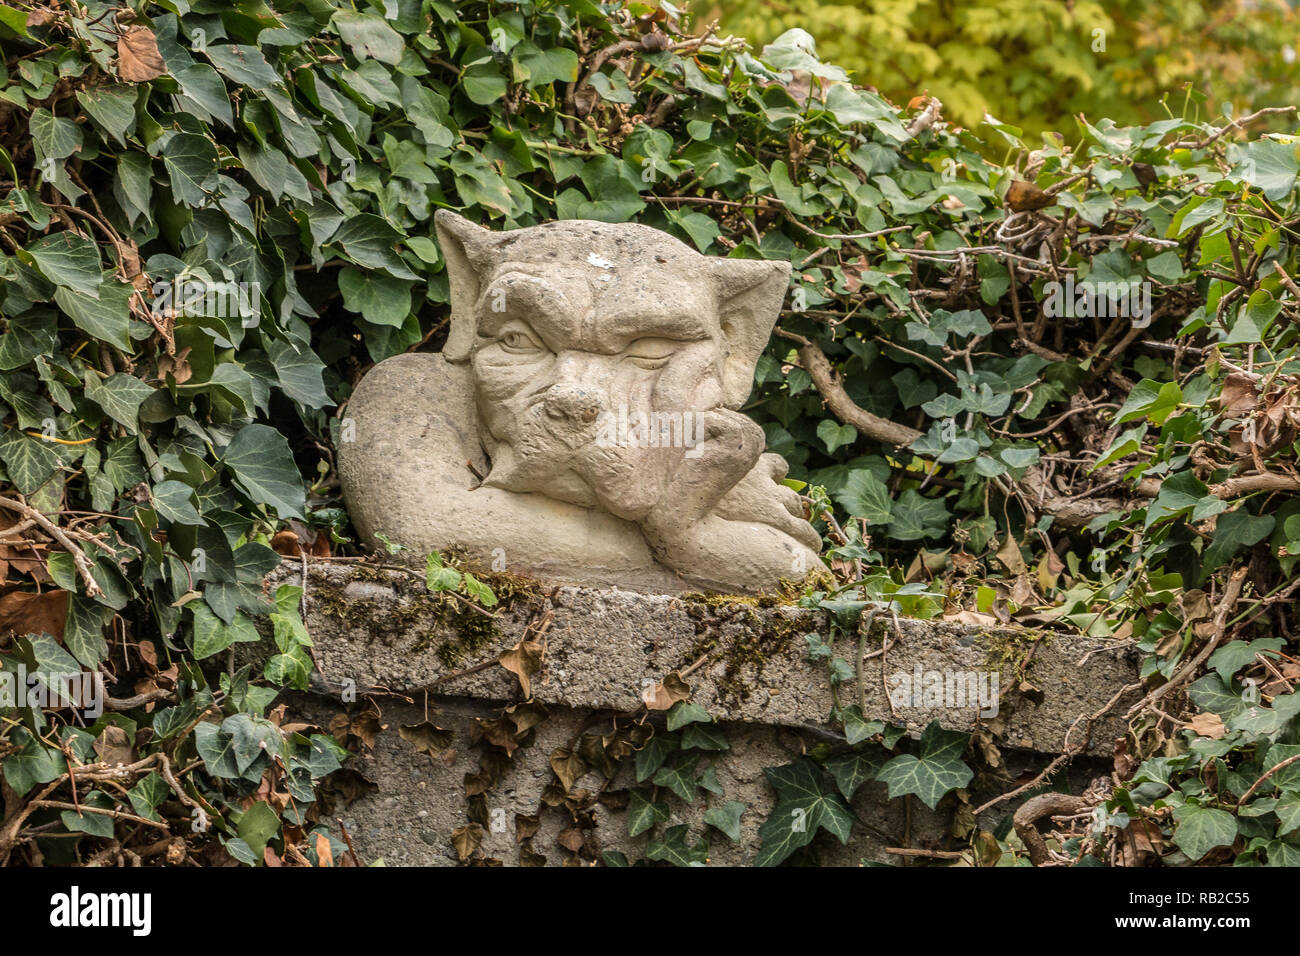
[583,308,711,348]
[475,269,587,345]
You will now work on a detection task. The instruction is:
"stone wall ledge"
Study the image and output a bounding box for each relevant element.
[272,561,1141,756]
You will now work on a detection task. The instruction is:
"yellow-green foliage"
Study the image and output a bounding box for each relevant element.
[710,0,1300,138]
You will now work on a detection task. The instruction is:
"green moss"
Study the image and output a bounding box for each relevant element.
[980,627,1050,677]
[676,597,814,707]
[434,602,499,667]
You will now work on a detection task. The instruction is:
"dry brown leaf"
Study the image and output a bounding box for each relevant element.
[117,26,167,82]
[515,813,540,843]
[1036,547,1065,593]
[641,670,690,710]
[1187,711,1226,739]
[313,831,334,867]
[1178,588,1211,624]
[157,346,193,386]
[944,609,999,626]
[549,746,587,792]
[94,725,134,766]
[995,535,1027,574]
[473,716,521,756]
[451,824,482,861]
[0,589,68,640]
[498,638,543,698]
[1217,372,1259,419]
[504,700,547,735]
[1117,817,1163,866]
[270,529,302,556]
[1107,738,1138,780]
[557,827,585,853]
[350,711,382,748]
[399,721,452,759]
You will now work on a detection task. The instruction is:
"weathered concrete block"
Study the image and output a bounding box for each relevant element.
[269,561,1140,865]
[276,562,1140,753]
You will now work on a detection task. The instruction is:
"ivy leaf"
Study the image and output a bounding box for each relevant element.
[651,753,699,803]
[151,480,204,526]
[267,338,331,408]
[1276,795,1300,837]
[644,824,708,866]
[54,281,133,349]
[1231,139,1300,202]
[1209,638,1284,685]
[0,430,62,495]
[681,722,729,751]
[886,489,949,541]
[842,705,885,745]
[1172,805,1238,860]
[220,424,305,519]
[83,372,154,434]
[817,419,858,454]
[25,233,102,297]
[833,469,892,525]
[162,133,220,206]
[236,800,281,862]
[62,791,116,838]
[76,87,137,145]
[28,107,83,160]
[627,788,670,837]
[755,758,854,866]
[666,700,711,731]
[63,596,109,668]
[1116,379,1183,426]
[193,722,241,778]
[330,215,418,279]
[1202,510,1275,570]
[824,748,884,800]
[191,603,260,659]
[875,721,973,809]
[205,45,281,89]
[634,733,677,782]
[332,11,404,65]
[703,800,747,842]
[461,61,508,105]
[338,268,413,327]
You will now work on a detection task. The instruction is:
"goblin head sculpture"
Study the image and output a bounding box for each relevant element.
[338,211,822,594]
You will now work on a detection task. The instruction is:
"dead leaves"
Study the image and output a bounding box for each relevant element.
[641,671,690,710]
[270,519,331,558]
[93,725,134,766]
[549,746,587,792]
[26,9,58,29]
[1218,371,1300,458]
[116,26,167,83]
[1186,711,1226,739]
[156,347,194,386]
[498,637,543,698]
[399,721,453,761]
[0,589,68,642]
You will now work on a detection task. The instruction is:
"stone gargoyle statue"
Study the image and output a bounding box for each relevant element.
[338,211,822,593]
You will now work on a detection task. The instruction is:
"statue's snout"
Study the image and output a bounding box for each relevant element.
[543,383,603,424]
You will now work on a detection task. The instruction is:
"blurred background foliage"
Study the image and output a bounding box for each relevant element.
[707,0,1300,141]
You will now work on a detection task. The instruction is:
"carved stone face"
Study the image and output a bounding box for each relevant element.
[435,212,789,521]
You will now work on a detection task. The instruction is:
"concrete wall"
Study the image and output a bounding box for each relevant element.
[272,562,1140,865]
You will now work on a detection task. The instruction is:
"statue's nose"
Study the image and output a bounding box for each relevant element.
[543,384,602,424]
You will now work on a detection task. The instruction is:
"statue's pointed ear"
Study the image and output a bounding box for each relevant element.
[711,258,791,408]
[435,210,496,362]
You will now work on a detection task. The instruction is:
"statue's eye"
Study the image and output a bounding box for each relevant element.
[499,328,543,354]
[624,337,674,369]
